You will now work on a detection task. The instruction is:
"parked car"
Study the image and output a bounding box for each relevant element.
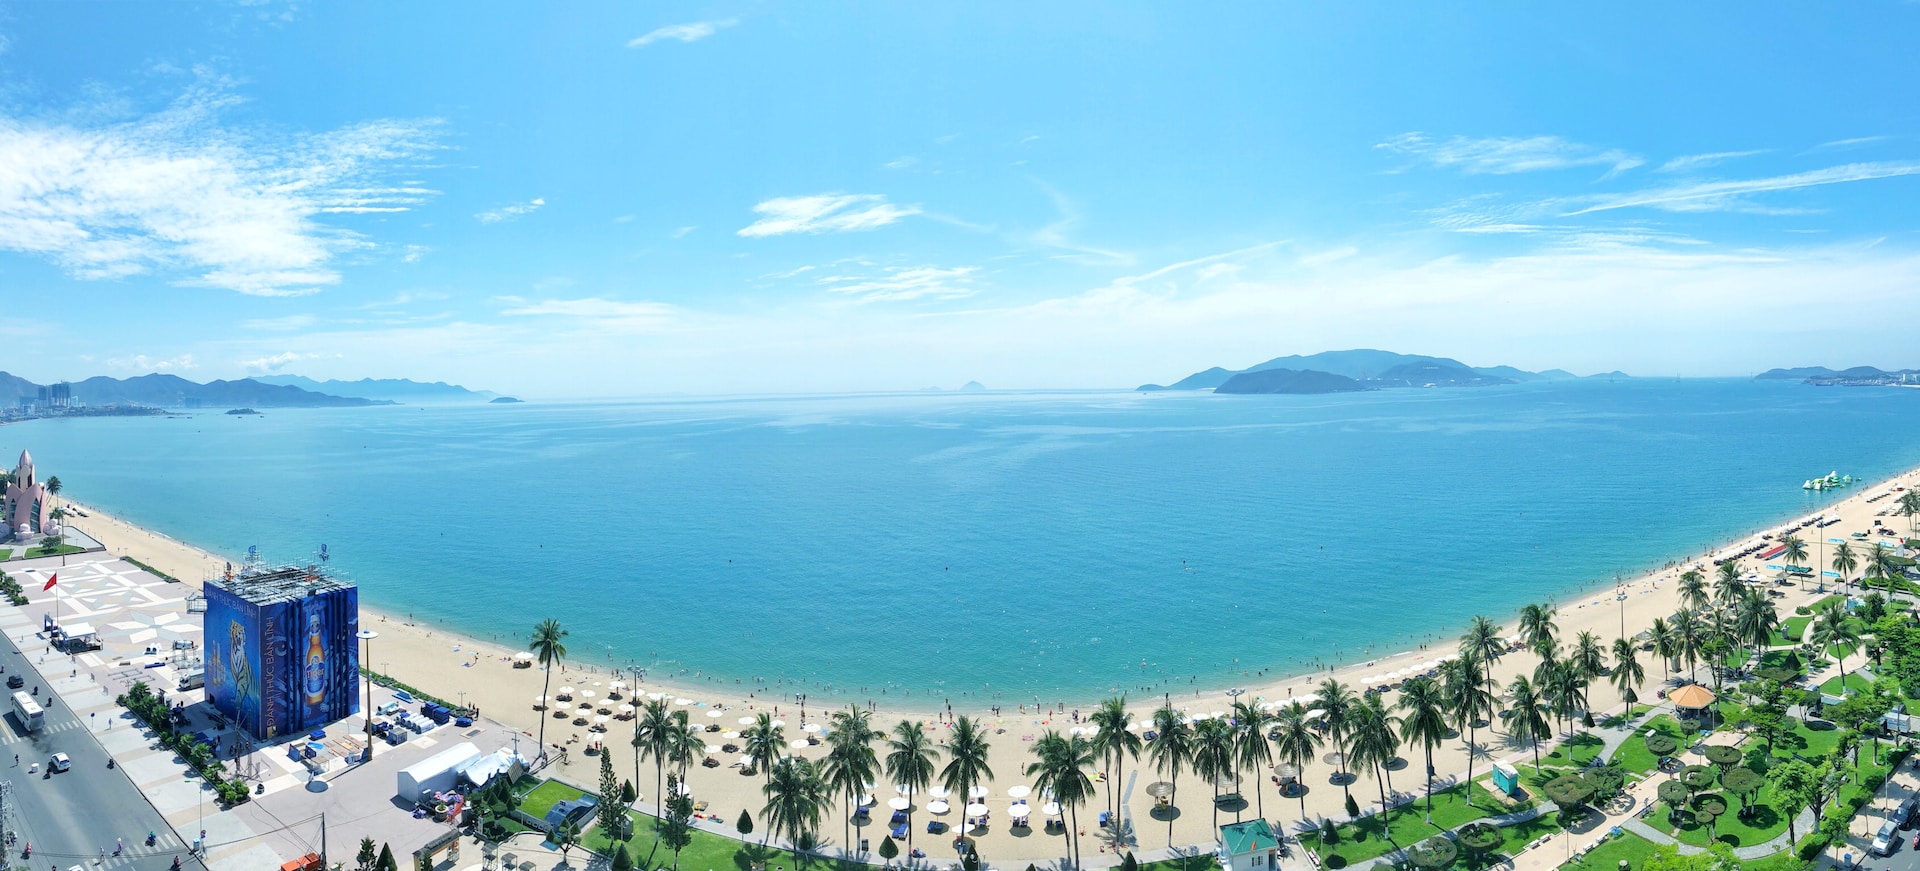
[1873,820,1899,855]
[48,752,70,773]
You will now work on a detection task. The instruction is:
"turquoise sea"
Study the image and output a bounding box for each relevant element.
[10,379,1920,707]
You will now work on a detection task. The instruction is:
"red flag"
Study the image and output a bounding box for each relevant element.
[42,573,56,591]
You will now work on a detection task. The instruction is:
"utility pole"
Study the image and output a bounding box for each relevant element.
[359,631,378,761]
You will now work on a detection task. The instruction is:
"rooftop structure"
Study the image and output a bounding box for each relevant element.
[204,560,361,741]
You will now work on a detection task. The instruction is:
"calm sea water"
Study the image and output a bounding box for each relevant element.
[11,379,1920,706]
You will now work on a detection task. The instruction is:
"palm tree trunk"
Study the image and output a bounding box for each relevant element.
[1462,725,1478,809]
[1167,773,1177,848]
[1374,762,1389,827]
[1380,758,1395,816]
[1424,743,1435,817]
[538,669,552,754]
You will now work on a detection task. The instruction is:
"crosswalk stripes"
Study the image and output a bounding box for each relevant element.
[0,718,82,746]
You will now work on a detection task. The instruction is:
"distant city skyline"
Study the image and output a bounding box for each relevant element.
[3,2,1918,397]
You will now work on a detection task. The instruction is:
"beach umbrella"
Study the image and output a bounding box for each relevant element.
[581,689,597,699]
[965,803,988,818]
[789,738,811,750]
[928,786,951,799]
[1273,763,1300,782]
[894,783,913,795]
[674,697,692,706]
[1042,802,1062,817]
[771,718,786,727]
[706,709,724,718]
[723,730,740,739]
[1323,752,1346,767]
[1304,708,1326,720]
[705,743,725,754]
[1009,804,1031,820]
[888,797,911,811]
[1007,785,1031,799]
[648,692,665,701]
[738,716,756,725]
[1127,722,1146,731]
[802,723,822,733]
[968,785,989,800]
[609,681,625,690]
[1144,782,1175,799]
[619,704,635,714]
[858,794,876,807]
[534,695,546,704]
[1211,772,1239,789]
[558,686,574,697]
[928,799,951,815]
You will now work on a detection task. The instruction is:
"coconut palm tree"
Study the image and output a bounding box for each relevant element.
[1677,570,1709,612]
[1028,731,1097,870]
[1231,699,1274,822]
[1609,637,1645,713]
[823,705,878,857]
[883,720,935,856]
[941,716,994,838]
[529,618,568,757]
[634,698,674,809]
[1865,542,1899,593]
[1811,601,1862,696]
[1714,560,1745,609]
[1349,694,1402,821]
[1441,653,1494,808]
[1782,536,1810,588]
[1833,541,1859,594]
[1531,639,1561,688]
[1396,677,1448,820]
[1189,717,1236,834]
[1506,675,1553,773]
[1519,603,1559,657]
[1649,616,1677,683]
[1670,609,1704,678]
[1459,615,1506,715]
[1269,701,1321,830]
[744,713,787,791]
[1736,592,1779,660]
[1546,659,1589,736]
[1088,697,1142,823]
[1315,678,1358,807]
[1147,703,1192,848]
[667,711,702,784]
[1899,491,1920,535]
[763,756,830,863]
[1571,631,1606,683]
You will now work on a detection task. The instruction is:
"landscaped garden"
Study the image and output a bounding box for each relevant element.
[1295,781,1527,868]
[519,779,587,820]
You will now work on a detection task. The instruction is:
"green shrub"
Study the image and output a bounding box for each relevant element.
[1797,833,1830,860]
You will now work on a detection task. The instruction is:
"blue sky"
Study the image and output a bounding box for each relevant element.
[2,2,1917,396]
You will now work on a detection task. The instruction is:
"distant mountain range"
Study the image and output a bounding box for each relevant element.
[1755,366,1920,386]
[1139,349,1607,394]
[251,375,498,403]
[0,372,392,408]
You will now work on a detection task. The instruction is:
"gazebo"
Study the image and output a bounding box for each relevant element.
[1668,684,1717,721]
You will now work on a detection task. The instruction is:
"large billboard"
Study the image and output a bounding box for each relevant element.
[205,581,360,740]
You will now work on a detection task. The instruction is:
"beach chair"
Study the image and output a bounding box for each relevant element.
[890,824,907,839]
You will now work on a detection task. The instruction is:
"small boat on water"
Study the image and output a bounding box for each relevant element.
[1803,471,1855,491]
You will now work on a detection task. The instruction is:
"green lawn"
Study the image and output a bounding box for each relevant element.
[1755,715,1843,764]
[1540,733,1607,768]
[1818,672,1875,697]
[1493,814,1563,857]
[1610,715,1692,774]
[1296,781,1506,867]
[1567,830,1662,871]
[1139,856,1222,871]
[1805,594,1844,613]
[520,779,588,821]
[1777,616,1812,644]
[0,548,12,561]
[1644,791,1790,849]
[583,809,863,871]
[27,543,86,558]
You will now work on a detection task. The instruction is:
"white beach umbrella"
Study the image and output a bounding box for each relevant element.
[558,686,574,696]
[619,704,635,714]
[857,794,876,807]
[928,799,951,815]
[609,681,625,690]
[888,797,911,811]
[789,738,811,750]
[965,803,989,818]
[706,709,724,718]
[1305,708,1326,719]
[674,697,692,706]
[802,723,821,733]
[581,690,597,700]
[534,695,546,704]
[928,786,951,799]
[1127,722,1146,732]
[1008,804,1031,819]
[514,651,534,662]
[738,716,756,725]
[648,692,665,701]
[1042,802,1061,817]
[968,785,990,800]
[894,783,913,795]
[771,718,786,727]
[595,714,611,725]
[705,743,725,754]
[723,730,740,739]
[1210,710,1225,718]
[1007,785,1032,799]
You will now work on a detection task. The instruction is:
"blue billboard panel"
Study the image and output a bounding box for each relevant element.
[205,579,359,740]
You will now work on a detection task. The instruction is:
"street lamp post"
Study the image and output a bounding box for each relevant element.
[358,630,378,760]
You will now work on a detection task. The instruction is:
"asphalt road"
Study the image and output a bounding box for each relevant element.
[0,630,187,871]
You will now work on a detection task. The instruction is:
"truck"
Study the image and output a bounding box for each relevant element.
[177,671,206,691]
[11,691,43,732]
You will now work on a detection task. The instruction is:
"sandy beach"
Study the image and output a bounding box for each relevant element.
[55,465,1920,862]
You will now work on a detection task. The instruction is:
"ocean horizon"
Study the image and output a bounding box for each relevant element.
[11,378,1920,706]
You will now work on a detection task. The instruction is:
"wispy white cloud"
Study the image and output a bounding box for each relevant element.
[817,265,979,303]
[240,350,320,372]
[498,296,679,329]
[1656,150,1768,173]
[0,75,443,296]
[1566,161,1920,215]
[1030,182,1133,266]
[626,18,737,48]
[737,193,919,237]
[884,156,919,170]
[241,314,318,331]
[401,244,428,263]
[1808,135,1888,153]
[476,197,545,224]
[1378,132,1643,178]
[105,353,198,372]
[670,225,696,238]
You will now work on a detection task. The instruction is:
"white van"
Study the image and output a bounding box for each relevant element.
[1873,820,1899,855]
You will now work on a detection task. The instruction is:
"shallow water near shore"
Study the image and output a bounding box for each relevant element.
[12,378,1920,705]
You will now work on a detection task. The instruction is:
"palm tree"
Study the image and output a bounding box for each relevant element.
[1899,491,1920,535]
[883,720,935,857]
[1458,616,1506,742]
[763,756,830,863]
[1315,678,1358,807]
[1865,542,1899,593]
[1028,731,1097,870]
[1531,640,1561,689]
[941,716,994,838]
[823,705,879,857]
[1736,592,1779,661]
[744,713,787,791]
[1396,677,1448,820]
[1670,609,1704,678]
[1519,603,1558,657]
[1571,631,1605,683]
[1649,616,1677,683]
[1678,570,1709,611]
[1441,654,1494,808]
[1811,601,1862,696]
[1782,536,1810,588]
[1609,637,1645,714]
[1190,717,1236,834]
[1546,660,1589,736]
[1714,560,1745,609]
[1231,699,1274,822]
[1088,697,1142,823]
[1506,675,1553,773]
[1270,702,1321,830]
[1349,694,1402,822]
[634,699,675,812]
[1833,541,1859,594]
[667,711,701,785]
[529,619,568,756]
[1147,703,1192,848]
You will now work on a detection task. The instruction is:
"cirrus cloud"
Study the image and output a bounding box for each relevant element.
[627,18,737,48]
[737,193,920,238]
